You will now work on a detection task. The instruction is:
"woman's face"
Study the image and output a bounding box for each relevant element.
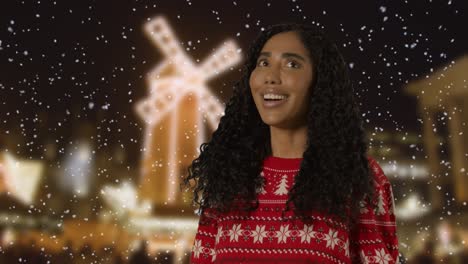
[249,31,314,129]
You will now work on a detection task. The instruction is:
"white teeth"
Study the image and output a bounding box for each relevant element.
[263,93,287,100]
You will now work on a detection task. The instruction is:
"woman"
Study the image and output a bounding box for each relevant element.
[184,23,399,263]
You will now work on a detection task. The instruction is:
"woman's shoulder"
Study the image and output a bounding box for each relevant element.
[366,156,391,188]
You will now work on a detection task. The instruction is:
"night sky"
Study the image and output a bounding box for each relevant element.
[1,0,467,166]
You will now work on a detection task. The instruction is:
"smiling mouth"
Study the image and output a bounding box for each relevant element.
[261,95,288,108]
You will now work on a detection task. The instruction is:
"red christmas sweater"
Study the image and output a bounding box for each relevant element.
[191,156,399,264]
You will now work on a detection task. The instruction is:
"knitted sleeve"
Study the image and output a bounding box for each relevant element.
[351,157,399,263]
[190,208,219,263]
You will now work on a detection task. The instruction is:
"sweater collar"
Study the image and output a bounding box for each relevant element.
[263,155,302,170]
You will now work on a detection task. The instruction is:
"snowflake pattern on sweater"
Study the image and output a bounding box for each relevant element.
[191,156,399,264]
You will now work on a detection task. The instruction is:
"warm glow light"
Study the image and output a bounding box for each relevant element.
[1,152,43,205]
[436,221,462,255]
[1,228,16,246]
[135,16,242,203]
[394,194,430,220]
[381,163,429,179]
[101,181,152,217]
[128,216,198,233]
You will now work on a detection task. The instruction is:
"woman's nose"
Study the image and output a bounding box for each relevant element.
[264,68,281,85]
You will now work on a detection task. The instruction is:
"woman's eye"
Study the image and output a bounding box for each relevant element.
[257,59,268,67]
[286,60,300,68]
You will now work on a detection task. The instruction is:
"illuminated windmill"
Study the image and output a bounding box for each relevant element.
[136,16,242,207]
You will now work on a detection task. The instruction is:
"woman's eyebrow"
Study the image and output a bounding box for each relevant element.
[282,52,306,62]
[258,51,306,62]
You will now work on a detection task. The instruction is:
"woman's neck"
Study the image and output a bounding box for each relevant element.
[269,125,307,158]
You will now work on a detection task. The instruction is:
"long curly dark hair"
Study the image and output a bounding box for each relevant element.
[183,23,374,221]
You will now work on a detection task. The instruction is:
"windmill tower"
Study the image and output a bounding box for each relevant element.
[136,16,242,208]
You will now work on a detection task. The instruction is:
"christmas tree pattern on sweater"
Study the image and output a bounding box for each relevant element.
[274,174,289,195]
[191,156,399,264]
